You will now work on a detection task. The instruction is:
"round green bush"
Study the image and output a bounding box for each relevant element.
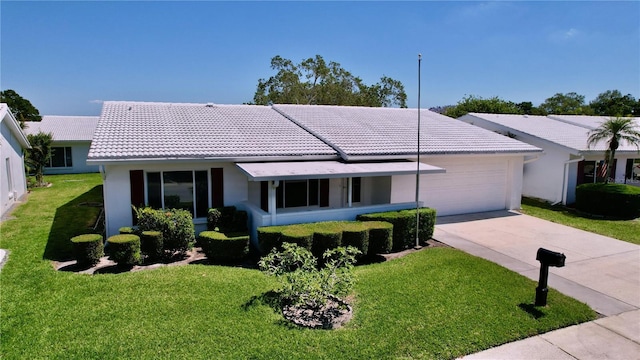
[281,226,314,251]
[258,226,284,254]
[311,226,343,260]
[71,234,104,267]
[364,221,393,255]
[576,183,640,219]
[118,227,136,235]
[108,234,141,266]
[341,223,369,256]
[140,231,163,262]
[199,231,249,261]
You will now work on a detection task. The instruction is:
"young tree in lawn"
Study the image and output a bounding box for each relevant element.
[251,55,407,108]
[587,117,640,184]
[25,131,53,187]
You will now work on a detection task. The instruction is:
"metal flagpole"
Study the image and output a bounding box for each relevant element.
[415,54,422,250]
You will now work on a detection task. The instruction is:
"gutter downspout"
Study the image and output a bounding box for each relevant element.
[553,156,584,206]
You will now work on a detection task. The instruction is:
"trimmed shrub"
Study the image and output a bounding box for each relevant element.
[311,223,343,260]
[108,234,141,266]
[140,231,163,262]
[281,226,314,251]
[207,208,222,231]
[340,222,369,256]
[363,221,393,255]
[199,231,249,261]
[207,206,249,233]
[71,234,104,267]
[358,208,436,251]
[258,226,285,254]
[576,183,640,219]
[118,227,136,235]
[134,207,195,256]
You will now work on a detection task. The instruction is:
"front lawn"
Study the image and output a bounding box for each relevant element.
[520,197,640,245]
[0,174,596,359]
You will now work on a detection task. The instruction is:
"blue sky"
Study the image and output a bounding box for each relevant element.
[1,1,639,116]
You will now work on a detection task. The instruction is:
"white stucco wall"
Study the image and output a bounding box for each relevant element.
[1,119,28,217]
[102,161,248,237]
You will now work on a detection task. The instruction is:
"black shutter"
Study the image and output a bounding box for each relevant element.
[319,179,329,207]
[211,168,224,208]
[260,181,268,212]
[129,170,144,224]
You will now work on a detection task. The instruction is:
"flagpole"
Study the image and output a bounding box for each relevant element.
[415,54,422,250]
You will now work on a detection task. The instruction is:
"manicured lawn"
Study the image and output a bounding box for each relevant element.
[0,174,596,359]
[520,197,640,245]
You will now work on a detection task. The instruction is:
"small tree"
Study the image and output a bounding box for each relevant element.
[25,131,53,187]
[587,117,640,183]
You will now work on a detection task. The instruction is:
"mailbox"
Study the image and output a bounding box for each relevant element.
[536,248,566,267]
[535,247,566,307]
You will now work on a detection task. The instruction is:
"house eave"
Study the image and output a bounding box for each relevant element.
[86,154,341,166]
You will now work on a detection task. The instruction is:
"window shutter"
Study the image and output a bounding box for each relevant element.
[129,170,144,224]
[319,179,329,207]
[211,168,224,208]
[576,161,585,185]
[260,181,268,212]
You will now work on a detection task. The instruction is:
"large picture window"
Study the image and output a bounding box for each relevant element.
[146,170,209,218]
[47,147,73,168]
[276,179,319,209]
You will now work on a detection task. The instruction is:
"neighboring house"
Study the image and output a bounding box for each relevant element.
[88,101,541,241]
[1,104,30,218]
[458,113,640,205]
[24,116,99,174]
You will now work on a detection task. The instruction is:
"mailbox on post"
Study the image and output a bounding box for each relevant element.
[535,248,566,306]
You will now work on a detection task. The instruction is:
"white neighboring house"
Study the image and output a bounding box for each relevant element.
[87,102,541,242]
[458,113,640,205]
[1,104,30,218]
[24,116,99,174]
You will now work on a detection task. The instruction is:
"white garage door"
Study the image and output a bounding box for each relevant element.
[421,157,508,216]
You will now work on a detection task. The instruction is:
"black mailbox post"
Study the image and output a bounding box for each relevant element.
[535,248,566,306]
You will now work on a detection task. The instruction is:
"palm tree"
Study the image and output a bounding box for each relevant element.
[587,117,640,184]
[25,131,53,187]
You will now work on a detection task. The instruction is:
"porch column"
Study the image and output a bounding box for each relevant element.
[269,180,279,225]
[347,177,353,208]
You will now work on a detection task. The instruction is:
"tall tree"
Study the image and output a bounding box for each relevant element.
[252,55,407,108]
[25,132,53,187]
[586,117,640,183]
[539,92,591,115]
[588,90,639,117]
[0,89,42,127]
[443,95,521,118]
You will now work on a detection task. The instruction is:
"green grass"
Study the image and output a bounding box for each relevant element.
[520,197,640,245]
[0,174,596,359]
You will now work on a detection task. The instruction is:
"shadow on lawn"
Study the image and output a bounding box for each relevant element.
[43,185,104,262]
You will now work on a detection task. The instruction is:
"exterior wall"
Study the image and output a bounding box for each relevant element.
[102,161,248,237]
[390,155,525,216]
[1,120,28,217]
[44,141,99,174]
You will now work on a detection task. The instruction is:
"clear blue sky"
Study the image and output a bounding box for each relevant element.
[1,1,639,116]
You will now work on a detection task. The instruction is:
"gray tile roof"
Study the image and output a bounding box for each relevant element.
[24,116,99,141]
[273,105,541,159]
[88,101,337,161]
[462,113,640,152]
[547,115,640,130]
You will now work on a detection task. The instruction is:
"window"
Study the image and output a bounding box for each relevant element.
[5,158,13,193]
[48,147,73,168]
[351,177,361,203]
[146,170,209,218]
[276,179,319,209]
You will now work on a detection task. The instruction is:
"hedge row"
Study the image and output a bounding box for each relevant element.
[257,220,393,257]
[357,208,436,251]
[576,183,640,219]
[198,231,249,261]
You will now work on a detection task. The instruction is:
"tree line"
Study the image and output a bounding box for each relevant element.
[438,91,640,118]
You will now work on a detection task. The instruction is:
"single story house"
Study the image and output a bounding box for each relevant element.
[458,113,640,205]
[1,104,30,217]
[24,116,99,174]
[88,102,541,242]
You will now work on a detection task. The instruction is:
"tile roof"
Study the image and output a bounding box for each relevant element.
[547,115,640,130]
[463,113,640,152]
[273,105,541,159]
[88,101,337,161]
[24,116,99,141]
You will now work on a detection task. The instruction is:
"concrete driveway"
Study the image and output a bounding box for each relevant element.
[434,211,640,359]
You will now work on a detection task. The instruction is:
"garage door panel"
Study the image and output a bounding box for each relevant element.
[422,158,508,216]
